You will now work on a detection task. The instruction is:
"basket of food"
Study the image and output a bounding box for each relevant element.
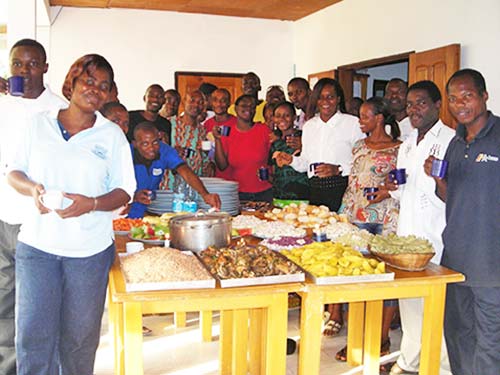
[369,234,435,271]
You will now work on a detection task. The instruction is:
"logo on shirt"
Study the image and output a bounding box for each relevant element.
[92,145,108,160]
[152,168,163,176]
[475,153,499,163]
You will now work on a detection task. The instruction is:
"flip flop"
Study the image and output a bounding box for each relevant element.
[323,319,343,336]
[142,326,153,336]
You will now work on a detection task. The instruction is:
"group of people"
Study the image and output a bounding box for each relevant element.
[0,37,498,375]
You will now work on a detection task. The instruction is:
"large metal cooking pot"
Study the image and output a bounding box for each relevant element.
[169,211,231,252]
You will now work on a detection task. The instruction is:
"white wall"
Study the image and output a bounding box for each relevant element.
[48,8,294,109]
[293,0,500,111]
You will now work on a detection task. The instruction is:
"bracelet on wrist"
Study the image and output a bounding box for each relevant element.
[91,197,98,212]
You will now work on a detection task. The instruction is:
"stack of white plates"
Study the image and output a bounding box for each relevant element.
[148,190,174,215]
[198,177,240,216]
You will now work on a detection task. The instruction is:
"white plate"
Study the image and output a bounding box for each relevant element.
[114,230,129,236]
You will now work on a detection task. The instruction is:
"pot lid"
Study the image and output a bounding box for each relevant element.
[170,211,231,227]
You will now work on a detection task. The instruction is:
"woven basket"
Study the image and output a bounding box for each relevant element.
[369,250,435,271]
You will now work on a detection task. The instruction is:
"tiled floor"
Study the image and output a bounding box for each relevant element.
[94,306,402,375]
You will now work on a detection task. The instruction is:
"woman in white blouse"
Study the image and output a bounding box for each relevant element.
[274,78,364,211]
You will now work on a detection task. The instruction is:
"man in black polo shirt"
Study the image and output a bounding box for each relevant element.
[425,69,500,375]
[127,84,171,143]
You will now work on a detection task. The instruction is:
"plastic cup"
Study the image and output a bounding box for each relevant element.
[126,242,144,254]
[258,166,269,181]
[8,76,24,96]
[38,190,64,210]
[148,191,157,201]
[309,163,322,175]
[389,168,407,185]
[183,148,195,158]
[431,159,448,178]
[201,140,212,151]
[363,187,379,201]
[220,126,231,136]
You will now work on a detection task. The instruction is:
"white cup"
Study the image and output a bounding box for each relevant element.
[201,140,212,151]
[38,190,64,210]
[126,242,144,254]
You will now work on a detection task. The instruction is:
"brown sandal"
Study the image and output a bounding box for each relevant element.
[335,345,347,361]
[335,338,390,363]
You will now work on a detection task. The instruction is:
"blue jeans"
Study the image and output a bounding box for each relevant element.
[15,242,115,375]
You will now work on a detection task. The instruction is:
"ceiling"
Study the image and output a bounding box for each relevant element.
[48,0,342,21]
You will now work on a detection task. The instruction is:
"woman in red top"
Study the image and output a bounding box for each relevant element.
[214,94,273,202]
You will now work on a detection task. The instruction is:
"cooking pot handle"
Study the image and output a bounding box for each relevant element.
[195,209,206,217]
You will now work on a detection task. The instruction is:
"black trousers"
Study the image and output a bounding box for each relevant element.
[444,283,500,375]
[309,175,348,212]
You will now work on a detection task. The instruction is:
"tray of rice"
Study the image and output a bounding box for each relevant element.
[369,234,435,271]
[119,247,215,291]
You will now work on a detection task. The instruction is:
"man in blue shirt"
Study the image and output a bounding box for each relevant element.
[425,69,500,375]
[128,122,220,218]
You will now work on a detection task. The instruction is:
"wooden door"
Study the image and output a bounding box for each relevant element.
[175,72,244,113]
[409,44,460,127]
[307,69,336,88]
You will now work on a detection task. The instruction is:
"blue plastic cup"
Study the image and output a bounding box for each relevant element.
[258,166,269,181]
[363,187,379,201]
[309,163,322,175]
[389,168,407,185]
[431,159,448,178]
[148,191,157,201]
[8,76,24,96]
[183,148,195,158]
[220,126,231,136]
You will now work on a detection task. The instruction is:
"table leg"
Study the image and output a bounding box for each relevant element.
[200,310,213,342]
[298,290,323,375]
[347,301,365,366]
[263,294,288,375]
[219,310,234,375]
[363,300,383,375]
[123,302,143,375]
[175,311,186,327]
[420,284,446,375]
[249,308,264,375]
[232,309,249,375]
[109,297,124,375]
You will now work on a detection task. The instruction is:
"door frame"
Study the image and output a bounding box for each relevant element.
[336,51,414,101]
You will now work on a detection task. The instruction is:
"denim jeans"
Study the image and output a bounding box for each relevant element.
[15,242,115,375]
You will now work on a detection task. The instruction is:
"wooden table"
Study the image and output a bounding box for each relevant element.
[109,236,301,375]
[297,263,464,375]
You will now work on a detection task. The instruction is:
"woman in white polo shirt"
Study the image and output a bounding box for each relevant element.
[7,54,135,375]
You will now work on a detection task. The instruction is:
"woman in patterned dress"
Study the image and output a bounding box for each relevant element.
[335,96,401,362]
[339,96,401,234]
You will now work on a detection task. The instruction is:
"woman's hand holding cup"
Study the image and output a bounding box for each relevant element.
[55,193,92,219]
[32,183,50,214]
[272,151,292,167]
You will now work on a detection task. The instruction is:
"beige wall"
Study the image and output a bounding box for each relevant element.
[293,0,500,111]
[47,1,500,111]
[48,7,294,109]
